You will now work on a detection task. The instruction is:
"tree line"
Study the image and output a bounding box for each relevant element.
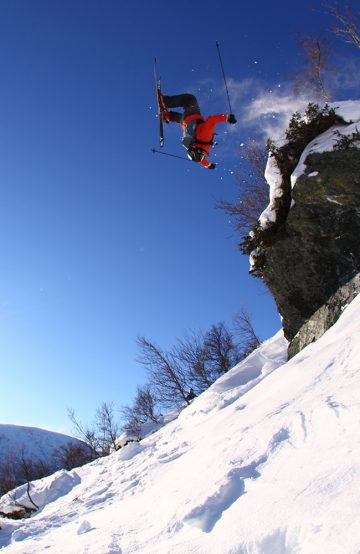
[121,308,261,436]
[68,308,261,452]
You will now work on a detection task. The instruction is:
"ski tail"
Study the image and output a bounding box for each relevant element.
[154,58,164,148]
[157,79,165,148]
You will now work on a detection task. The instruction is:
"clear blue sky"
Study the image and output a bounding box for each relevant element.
[0,1,357,434]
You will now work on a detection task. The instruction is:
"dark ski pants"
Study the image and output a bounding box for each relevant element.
[163,94,201,124]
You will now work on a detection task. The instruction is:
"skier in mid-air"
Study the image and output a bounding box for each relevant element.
[159,92,237,169]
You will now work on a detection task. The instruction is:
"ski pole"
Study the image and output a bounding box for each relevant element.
[151,148,190,162]
[215,41,233,114]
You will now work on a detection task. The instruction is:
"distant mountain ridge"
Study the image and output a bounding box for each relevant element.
[0,424,81,463]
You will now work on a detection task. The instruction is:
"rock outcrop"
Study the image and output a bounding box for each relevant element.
[288,272,360,358]
[247,106,360,357]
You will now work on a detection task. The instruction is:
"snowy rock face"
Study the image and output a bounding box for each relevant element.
[257,109,360,357]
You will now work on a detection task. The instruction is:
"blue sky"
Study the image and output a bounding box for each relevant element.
[0,0,358,434]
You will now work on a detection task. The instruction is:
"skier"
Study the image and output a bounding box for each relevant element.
[185,388,197,402]
[160,92,237,169]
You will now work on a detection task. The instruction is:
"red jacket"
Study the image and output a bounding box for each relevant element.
[183,113,228,168]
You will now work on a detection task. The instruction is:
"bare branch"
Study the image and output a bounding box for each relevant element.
[233,307,261,356]
[53,442,92,470]
[203,322,242,377]
[95,402,120,454]
[217,139,269,237]
[67,408,101,459]
[293,34,333,101]
[120,384,160,436]
[134,385,160,424]
[175,331,213,392]
[329,1,360,48]
[137,336,189,408]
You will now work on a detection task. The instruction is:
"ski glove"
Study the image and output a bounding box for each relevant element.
[208,163,217,170]
[228,114,237,124]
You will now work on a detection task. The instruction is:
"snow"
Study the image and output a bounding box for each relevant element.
[259,154,283,227]
[1,291,360,552]
[291,119,360,188]
[115,410,181,449]
[330,99,360,123]
[0,425,82,464]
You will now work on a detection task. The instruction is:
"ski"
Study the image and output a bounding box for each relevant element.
[154,58,165,148]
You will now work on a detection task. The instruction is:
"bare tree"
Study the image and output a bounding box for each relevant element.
[0,453,18,497]
[175,331,214,392]
[53,442,93,470]
[120,384,160,439]
[17,450,40,511]
[120,404,142,439]
[217,139,269,238]
[203,322,242,377]
[68,403,120,458]
[233,307,261,357]
[133,385,160,424]
[2,448,52,515]
[95,402,121,454]
[137,336,190,409]
[293,34,333,101]
[329,1,360,48]
[67,408,100,459]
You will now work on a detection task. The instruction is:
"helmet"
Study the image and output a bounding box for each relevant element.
[187,145,206,163]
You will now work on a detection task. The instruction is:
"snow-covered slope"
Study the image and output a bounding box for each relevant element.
[1,294,360,553]
[0,425,81,464]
